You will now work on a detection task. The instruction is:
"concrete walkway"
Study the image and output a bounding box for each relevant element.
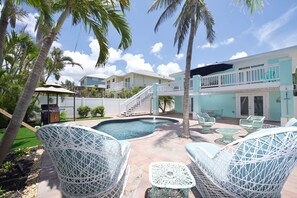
[37,115,297,198]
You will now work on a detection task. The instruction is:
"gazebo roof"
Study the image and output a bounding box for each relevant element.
[35,84,75,94]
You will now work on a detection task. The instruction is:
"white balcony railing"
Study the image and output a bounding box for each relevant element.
[108,82,132,91]
[157,65,280,93]
[158,79,193,92]
[201,65,279,88]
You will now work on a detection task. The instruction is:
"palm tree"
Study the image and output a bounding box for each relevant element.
[149,0,263,138]
[0,0,50,67]
[0,0,132,164]
[149,0,215,138]
[42,47,82,83]
[159,96,174,113]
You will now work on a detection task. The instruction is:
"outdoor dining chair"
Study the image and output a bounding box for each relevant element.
[185,127,297,198]
[239,115,265,133]
[196,112,216,133]
[36,123,130,198]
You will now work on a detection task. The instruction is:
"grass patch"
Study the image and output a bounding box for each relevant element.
[66,116,112,121]
[0,127,40,150]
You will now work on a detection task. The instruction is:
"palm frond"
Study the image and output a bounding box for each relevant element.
[199,1,215,44]
[150,0,182,32]
[148,0,179,12]
[173,2,192,53]
[235,0,264,13]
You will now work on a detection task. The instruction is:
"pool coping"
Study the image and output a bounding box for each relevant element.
[91,115,181,142]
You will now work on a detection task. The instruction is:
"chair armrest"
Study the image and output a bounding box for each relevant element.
[240,119,251,125]
[208,117,216,123]
[198,117,205,124]
[252,120,264,128]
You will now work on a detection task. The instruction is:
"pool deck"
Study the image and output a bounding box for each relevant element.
[37,114,297,198]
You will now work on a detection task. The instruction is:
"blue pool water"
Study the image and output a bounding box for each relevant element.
[93,117,178,140]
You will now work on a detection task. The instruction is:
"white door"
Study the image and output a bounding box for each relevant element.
[237,93,268,118]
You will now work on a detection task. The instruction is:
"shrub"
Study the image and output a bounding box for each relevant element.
[97,106,105,117]
[1,161,15,173]
[77,106,91,118]
[91,106,105,117]
[60,111,67,121]
[14,148,31,157]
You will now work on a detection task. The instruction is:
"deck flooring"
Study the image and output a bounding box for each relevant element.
[37,114,297,198]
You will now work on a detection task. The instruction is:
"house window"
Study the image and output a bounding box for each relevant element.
[112,78,115,82]
[125,78,131,89]
[159,79,161,84]
[107,80,110,89]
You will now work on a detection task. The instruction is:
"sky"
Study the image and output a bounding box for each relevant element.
[14,0,297,85]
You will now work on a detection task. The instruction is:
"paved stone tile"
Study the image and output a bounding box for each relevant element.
[37,114,297,198]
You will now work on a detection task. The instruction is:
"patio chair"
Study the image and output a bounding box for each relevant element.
[36,123,130,198]
[239,115,265,133]
[186,127,297,198]
[196,112,216,133]
[285,117,297,127]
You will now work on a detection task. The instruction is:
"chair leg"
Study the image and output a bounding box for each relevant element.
[201,127,212,134]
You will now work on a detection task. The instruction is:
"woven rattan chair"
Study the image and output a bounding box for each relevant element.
[186,127,297,198]
[196,113,216,133]
[239,115,265,133]
[285,117,297,127]
[36,123,130,198]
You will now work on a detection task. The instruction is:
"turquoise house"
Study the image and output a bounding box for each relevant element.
[155,46,297,125]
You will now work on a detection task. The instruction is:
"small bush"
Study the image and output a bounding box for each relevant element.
[14,148,31,157]
[91,106,105,117]
[97,106,105,117]
[77,106,91,118]
[60,111,67,121]
[1,161,15,173]
[0,186,5,196]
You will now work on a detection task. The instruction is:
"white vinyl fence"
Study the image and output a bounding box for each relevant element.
[38,96,152,118]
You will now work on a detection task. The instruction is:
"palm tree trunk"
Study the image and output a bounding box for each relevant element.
[182,10,196,138]
[0,0,12,67]
[0,8,70,165]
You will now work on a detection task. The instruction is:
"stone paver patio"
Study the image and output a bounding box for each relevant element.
[37,114,297,198]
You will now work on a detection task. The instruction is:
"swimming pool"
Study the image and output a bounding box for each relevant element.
[92,117,178,140]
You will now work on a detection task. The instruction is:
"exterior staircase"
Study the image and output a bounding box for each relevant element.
[120,86,153,116]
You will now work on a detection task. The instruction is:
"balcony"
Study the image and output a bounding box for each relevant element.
[107,82,132,92]
[158,65,280,95]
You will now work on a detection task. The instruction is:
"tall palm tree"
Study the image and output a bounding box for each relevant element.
[149,0,215,138]
[0,0,50,67]
[149,0,263,138]
[42,47,82,83]
[0,0,132,164]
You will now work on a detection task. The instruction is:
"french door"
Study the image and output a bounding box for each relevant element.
[237,93,268,118]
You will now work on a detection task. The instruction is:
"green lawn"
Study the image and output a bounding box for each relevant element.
[66,116,112,121]
[0,127,41,150]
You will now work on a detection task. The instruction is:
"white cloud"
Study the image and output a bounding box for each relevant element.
[229,51,248,60]
[221,38,234,45]
[102,64,124,76]
[52,41,62,49]
[256,6,297,44]
[16,13,39,37]
[157,62,182,76]
[108,48,122,63]
[151,42,163,53]
[122,53,153,72]
[198,37,234,49]
[175,53,184,60]
[197,63,206,68]
[198,42,218,49]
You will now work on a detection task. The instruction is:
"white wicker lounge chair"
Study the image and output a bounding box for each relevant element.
[196,113,216,133]
[186,127,297,198]
[285,117,297,127]
[36,123,130,198]
[239,115,265,133]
